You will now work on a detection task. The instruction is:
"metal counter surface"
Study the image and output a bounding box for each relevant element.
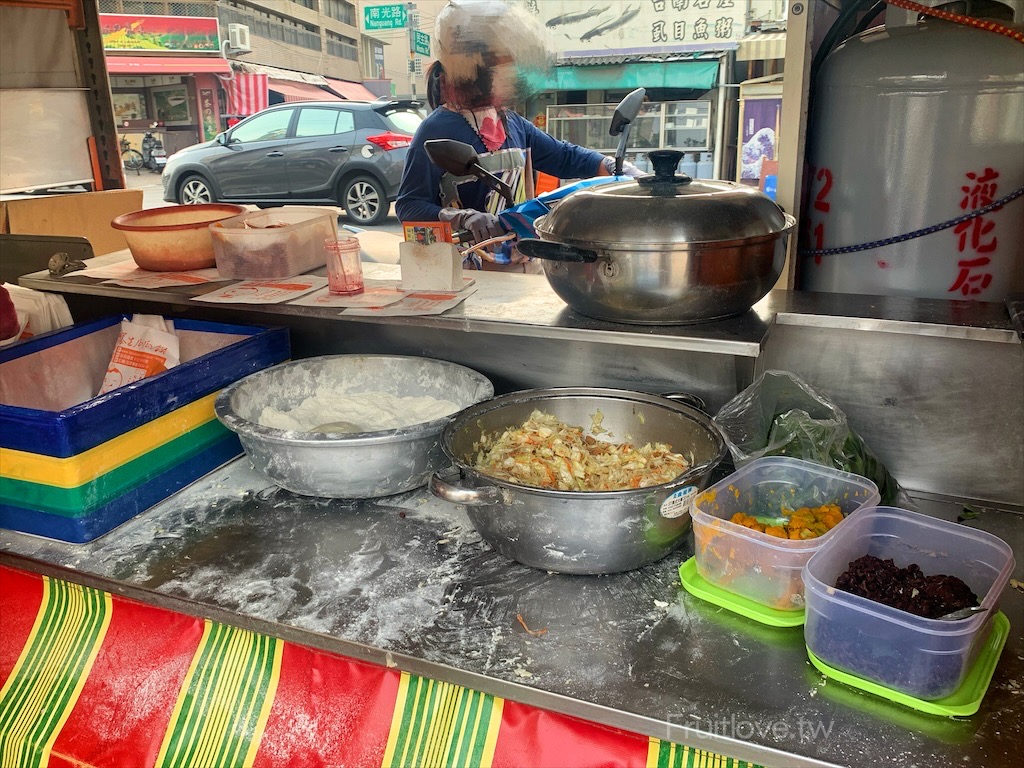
[19,256,1019,357]
[18,258,771,358]
[2,459,1022,768]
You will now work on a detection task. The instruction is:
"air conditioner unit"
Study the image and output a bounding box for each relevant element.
[228,23,251,52]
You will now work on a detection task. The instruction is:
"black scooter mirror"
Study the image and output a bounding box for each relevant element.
[610,88,647,137]
[609,87,647,175]
[425,138,516,208]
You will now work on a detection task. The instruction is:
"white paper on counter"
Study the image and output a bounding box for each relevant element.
[102,267,227,289]
[343,285,478,316]
[288,280,406,308]
[76,251,140,279]
[191,276,327,304]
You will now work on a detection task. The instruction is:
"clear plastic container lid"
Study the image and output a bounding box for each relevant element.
[803,505,1016,635]
[691,456,881,551]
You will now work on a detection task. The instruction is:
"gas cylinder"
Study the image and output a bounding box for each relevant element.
[680,152,699,179]
[800,11,1024,300]
[696,152,714,179]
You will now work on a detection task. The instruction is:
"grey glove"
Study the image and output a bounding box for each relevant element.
[438,208,505,244]
[601,155,645,178]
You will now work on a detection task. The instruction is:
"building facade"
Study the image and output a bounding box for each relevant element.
[98,0,382,155]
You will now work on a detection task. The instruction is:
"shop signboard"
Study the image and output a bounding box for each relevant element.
[511,0,743,56]
[100,14,220,53]
[364,4,408,31]
[739,98,781,177]
[111,92,147,122]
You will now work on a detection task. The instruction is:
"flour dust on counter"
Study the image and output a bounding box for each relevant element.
[125,487,489,648]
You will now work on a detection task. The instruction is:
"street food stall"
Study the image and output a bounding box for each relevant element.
[1,2,1023,767]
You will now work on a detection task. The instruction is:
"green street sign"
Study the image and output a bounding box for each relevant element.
[413,29,430,56]
[364,4,407,31]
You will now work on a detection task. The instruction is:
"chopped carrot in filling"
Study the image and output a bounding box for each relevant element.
[729,503,844,539]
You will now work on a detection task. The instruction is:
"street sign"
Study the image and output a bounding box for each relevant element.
[413,29,430,56]
[363,4,407,31]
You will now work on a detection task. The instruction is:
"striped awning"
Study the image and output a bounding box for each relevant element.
[268,79,340,103]
[325,78,377,101]
[736,31,787,61]
[223,72,268,117]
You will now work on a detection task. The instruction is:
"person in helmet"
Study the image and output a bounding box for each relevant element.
[396,0,633,272]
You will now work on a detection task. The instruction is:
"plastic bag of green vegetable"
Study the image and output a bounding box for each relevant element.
[713,370,909,506]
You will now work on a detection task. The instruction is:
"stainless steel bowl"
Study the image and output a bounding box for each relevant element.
[215,355,493,498]
[517,150,795,325]
[430,387,727,574]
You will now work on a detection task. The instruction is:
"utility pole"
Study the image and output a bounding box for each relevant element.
[407,2,417,100]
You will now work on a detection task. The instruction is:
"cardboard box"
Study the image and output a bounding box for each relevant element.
[0,189,143,256]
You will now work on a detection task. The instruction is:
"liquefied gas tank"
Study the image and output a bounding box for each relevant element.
[800,17,1024,300]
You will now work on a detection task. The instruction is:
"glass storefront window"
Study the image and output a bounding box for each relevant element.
[545,100,711,154]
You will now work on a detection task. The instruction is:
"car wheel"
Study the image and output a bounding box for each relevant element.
[340,176,388,226]
[178,174,214,205]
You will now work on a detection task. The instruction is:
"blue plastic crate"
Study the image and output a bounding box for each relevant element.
[0,315,289,457]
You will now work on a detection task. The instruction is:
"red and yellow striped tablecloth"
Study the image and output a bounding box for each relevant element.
[0,565,761,768]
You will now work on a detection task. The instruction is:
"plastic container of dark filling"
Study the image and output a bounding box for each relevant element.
[211,207,337,279]
[803,506,1014,700]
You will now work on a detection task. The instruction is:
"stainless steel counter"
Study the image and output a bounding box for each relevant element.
[9,252,1024,766]
[2,459,1022,768]
[17,256,1020,419]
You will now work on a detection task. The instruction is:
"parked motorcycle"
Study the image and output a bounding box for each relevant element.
[141,124,166,173]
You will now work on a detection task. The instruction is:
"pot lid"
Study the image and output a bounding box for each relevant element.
[535,149,792,249]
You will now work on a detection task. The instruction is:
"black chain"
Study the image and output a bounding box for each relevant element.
[798,185,1024,257]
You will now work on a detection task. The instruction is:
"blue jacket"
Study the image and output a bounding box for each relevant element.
[396,108,605,223]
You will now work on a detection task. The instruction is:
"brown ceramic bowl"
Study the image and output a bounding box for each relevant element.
[111,203,247,271]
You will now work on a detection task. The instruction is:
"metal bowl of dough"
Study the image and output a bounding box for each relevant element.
[215,355,493,498]
[429,387,727,574]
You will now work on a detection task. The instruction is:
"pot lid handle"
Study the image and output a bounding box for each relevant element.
[638,149,692,188]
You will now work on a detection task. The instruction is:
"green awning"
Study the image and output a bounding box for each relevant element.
[527,60,719,91]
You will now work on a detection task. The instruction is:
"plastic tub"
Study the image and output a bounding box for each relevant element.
[691,457,880,611]
[804,506,1015,700]
[0,314,290,541]
[211,206,338,279]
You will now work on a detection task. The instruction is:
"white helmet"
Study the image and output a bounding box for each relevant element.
[434,0,548,102]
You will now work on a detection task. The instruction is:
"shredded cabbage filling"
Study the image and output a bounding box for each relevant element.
[472,410,690,491]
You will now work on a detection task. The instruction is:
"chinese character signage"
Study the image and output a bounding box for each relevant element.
[363,4,408,31]
[513,0,742,55]
[100,14,220,53]
[199,89,217,142]
[413,29,431,56]
[949,167,1001,297]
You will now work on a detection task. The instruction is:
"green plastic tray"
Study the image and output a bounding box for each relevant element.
[806,611,1010,717]
[679,557,805,628]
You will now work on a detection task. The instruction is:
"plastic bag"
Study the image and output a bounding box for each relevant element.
[714,370,909,506]
[97,314,180,395]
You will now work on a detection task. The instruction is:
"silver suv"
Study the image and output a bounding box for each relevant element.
[162,98,425,226]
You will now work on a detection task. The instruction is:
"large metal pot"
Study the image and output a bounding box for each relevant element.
[215,355,493,498]
[517,150,796,325]
[429,387,727,574]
